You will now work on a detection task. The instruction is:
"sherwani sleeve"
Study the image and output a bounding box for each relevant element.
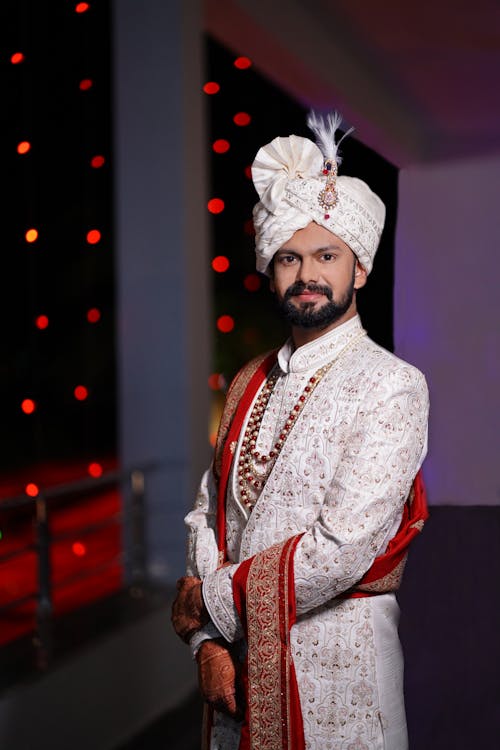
[185,468,220,578]
[184,468,230,653]
[202,364,429,637]
[292,365,429,614]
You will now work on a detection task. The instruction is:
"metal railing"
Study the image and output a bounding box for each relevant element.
[0,463,157,669]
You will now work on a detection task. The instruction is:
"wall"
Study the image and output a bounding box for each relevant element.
[395,155,500,505]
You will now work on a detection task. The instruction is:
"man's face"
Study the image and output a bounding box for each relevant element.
[271,222,367,332]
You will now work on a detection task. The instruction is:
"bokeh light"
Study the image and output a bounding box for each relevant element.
[88,462,103,478]
[35,315,49,330]
[79,78,93,90]
[212,256,230,273]
[87,307,101,323]
[208,373,226,391]
[25,483,39,498]
[244,165,252,179]
[25,228,38,243]
[234,56,252,69]
[75,3,90,13]
[91,155,105,168]
[212,139,230,154]
[11,52,25,64]
[17,141,31,155]
[21,399,36,415]
[207,198,225,214]
[72,542,87,556]
[233,112,251,127]
[203,81,220,94]
[86,229,101,244]
[244,273,261,292]
[243,219,255,236]
[217,315,235,333]
[74,385,89,401]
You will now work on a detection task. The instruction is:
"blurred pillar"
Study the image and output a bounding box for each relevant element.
[113,0,211,581]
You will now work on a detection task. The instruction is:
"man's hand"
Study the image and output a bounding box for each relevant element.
[197,639,244,721]
[171,576,209,643]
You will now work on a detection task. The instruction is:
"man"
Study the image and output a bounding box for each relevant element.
[172,113,429,750]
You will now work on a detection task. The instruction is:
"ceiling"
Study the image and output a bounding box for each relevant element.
[204,0,500,166]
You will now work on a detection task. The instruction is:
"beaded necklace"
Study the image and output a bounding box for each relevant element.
[236,330,365,511]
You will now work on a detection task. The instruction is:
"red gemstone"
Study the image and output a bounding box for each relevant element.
[324,214,330,220]
[280,433,286,440]
[299,395,306,402]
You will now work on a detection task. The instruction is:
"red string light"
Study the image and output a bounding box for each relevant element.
[208,373,225,391]
[25,228,38,243]
[207,198,225,214]
[86,229,101,245]
[11,52,25,64]
[233,112,251,127]
[87,307,101,323]
[79,79,93,91]
[91,155,105,168]
[21,399,36,415]
[35,315,49,330]
[217,315,235,333]
[203,81,220,95]
[88,462,103,478]
[72,542,87,556]
[25,483,39,498]
[243,219,255,236]
[234,56,252,69]
[211,256,230,273]
[212,139,230,154]
[244,274,261,292]
[17,141,31,155]
[74,385,89,401]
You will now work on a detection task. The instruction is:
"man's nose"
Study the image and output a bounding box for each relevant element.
[296,257,318,283]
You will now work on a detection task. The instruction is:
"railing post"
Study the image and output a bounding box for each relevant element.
[35,494,52,669]
[130,470,146,585]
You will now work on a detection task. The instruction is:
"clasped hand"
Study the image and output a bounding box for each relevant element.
[197,639,244,721]
[171,575,209,643]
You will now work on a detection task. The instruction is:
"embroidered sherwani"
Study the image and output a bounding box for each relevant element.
[185,315,429,750]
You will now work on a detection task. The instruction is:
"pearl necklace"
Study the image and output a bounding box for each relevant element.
[236,330,366,511]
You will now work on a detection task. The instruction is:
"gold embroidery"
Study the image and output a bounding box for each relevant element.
[355,556,407,594]
[246,540,294,750]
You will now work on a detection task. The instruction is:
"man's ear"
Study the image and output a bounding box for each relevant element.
[353,260,367,290]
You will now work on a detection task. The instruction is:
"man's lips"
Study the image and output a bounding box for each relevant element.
[293,291,325,302]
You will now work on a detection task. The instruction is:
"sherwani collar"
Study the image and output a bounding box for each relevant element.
[277,314,366,374]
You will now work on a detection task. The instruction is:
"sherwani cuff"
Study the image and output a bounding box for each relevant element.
[202,565,244,643]
[189,621,222,659]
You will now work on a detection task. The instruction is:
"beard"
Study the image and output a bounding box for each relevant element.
[277,269,356,330]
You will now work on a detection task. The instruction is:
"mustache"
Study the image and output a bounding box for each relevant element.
[284,281,333,301]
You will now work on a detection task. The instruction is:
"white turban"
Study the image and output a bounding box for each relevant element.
[252,133,385,275]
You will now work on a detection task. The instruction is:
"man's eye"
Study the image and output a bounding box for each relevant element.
[279,255,296,264]
[321,253,336,261]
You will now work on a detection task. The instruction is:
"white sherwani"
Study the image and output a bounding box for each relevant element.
[185,315,429,750]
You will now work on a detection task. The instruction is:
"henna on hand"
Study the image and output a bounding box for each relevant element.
[196,640,244,721]
[171,576,209,643]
